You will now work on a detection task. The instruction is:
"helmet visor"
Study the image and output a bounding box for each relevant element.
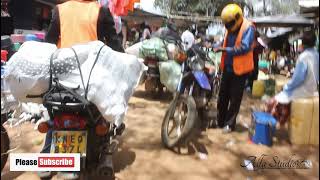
[225,20,236,30]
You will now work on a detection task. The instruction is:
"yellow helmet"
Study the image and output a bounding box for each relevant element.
[221,4,243,32]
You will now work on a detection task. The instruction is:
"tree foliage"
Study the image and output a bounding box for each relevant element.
[154,0,299,17]
[154,0,253,16]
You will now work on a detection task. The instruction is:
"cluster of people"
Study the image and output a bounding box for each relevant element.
[35,0,318,178]
[267,49,296,77]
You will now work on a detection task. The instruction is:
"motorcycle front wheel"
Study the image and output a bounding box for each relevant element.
[161,95,197,149]
[1,124,9,172]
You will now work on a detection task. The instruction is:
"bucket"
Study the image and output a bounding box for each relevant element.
[12,43,21,52]
[250,111,277,146]
[10,34,25,43]
[1,36,13,59]
[25,34,39,42]
[1,50,8,61]
[34,32,45,41]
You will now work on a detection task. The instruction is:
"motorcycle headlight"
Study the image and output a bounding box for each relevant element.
[190,56,205,71]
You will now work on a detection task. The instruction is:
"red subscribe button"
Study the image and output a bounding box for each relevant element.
[38,157,75,168]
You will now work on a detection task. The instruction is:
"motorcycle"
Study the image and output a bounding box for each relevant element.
[161,45,219,149]
[142,27,185,97]
[144,56,164,96]
[36,50,126,179]
[1,108,10,172]
[1,62,17,172]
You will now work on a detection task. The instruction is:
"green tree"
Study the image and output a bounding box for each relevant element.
[154,0,299,17]
[154,0,253,16]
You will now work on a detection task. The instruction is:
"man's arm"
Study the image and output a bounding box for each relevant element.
[225,26,255,55]
[45,7,60,45]
[214,26,255,55]
[97,7,124,52]
[283,60,308,95]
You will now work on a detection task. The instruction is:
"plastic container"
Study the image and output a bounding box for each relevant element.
[259,60,269,69]
[1,50,8,61]
[25,34,39,42]
[1,35,13,59]
[250,111,277,146]
[289,98,314,145]
[12,43,21,52]
[264,79,276,96]
[310,97,319,145]
[10,34,25,43]
[252,80,265,98]
[1,35,12,49]
[275,75,290,93]
[35,32,45,41]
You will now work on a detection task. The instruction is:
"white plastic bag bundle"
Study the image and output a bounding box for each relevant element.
[159,60,182,93]
[4,41,57,103]
[4,41,146,126]
[125,42,143,57]
[60,42,145,126]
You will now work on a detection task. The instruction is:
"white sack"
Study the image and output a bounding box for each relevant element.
[125,42,142,57]
[4,41,146,126]
[159,60,182,93]
[4,41,57,103]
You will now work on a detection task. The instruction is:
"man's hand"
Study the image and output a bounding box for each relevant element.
[213,47,226,53]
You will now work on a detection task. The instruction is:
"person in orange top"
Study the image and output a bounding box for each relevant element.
[46,0,124,52]
[214,4,255,133]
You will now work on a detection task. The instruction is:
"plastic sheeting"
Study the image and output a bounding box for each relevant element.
[4,41,146,126]
[159,60,182,93]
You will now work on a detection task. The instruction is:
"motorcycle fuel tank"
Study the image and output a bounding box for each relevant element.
[192,71,211,91]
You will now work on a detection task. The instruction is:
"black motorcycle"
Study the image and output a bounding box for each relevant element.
[36,47,125,179]
[144,56,165,96]
[161,45,219,149]
[1,61,15,172]
[1,112,10,172]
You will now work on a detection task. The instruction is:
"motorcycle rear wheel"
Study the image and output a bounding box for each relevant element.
[161,95,197,149]
[145,77,164,98]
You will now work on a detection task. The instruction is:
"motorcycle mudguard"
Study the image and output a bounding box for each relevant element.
[192,71,211,91]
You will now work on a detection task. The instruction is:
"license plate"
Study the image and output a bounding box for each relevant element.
[50,131,87,156]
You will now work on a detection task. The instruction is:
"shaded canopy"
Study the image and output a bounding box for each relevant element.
[251,14,315,27]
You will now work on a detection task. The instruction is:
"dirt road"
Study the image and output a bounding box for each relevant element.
[1,86,319,180]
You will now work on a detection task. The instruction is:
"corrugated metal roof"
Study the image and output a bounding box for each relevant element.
[251,14,314,27]
[299,0,319,8]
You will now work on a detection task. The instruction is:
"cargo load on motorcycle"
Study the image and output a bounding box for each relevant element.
[3,41,146,127]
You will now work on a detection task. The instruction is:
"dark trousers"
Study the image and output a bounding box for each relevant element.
[247,68,259,90]
[217,71,247,130]
[41,129,52,153]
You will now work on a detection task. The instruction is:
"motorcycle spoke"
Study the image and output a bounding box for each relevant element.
[176,125,182,137]
[168,123,176,136]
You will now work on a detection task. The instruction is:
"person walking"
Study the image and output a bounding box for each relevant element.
[214,4,255,133]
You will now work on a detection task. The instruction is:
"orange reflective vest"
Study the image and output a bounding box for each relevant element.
[220,18,254,75]
[57,1,100,48]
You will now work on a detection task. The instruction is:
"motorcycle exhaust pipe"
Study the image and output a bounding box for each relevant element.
[97,154,114,177]
[97,139,119,177]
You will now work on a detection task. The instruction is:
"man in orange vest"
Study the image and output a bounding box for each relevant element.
[39,1,123,179]
[45,0,124,52]
[214,4,255,133]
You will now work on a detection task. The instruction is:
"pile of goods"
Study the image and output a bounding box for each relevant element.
[3,41,146,126]
[252,72,290,99]
[139,37,170,61]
